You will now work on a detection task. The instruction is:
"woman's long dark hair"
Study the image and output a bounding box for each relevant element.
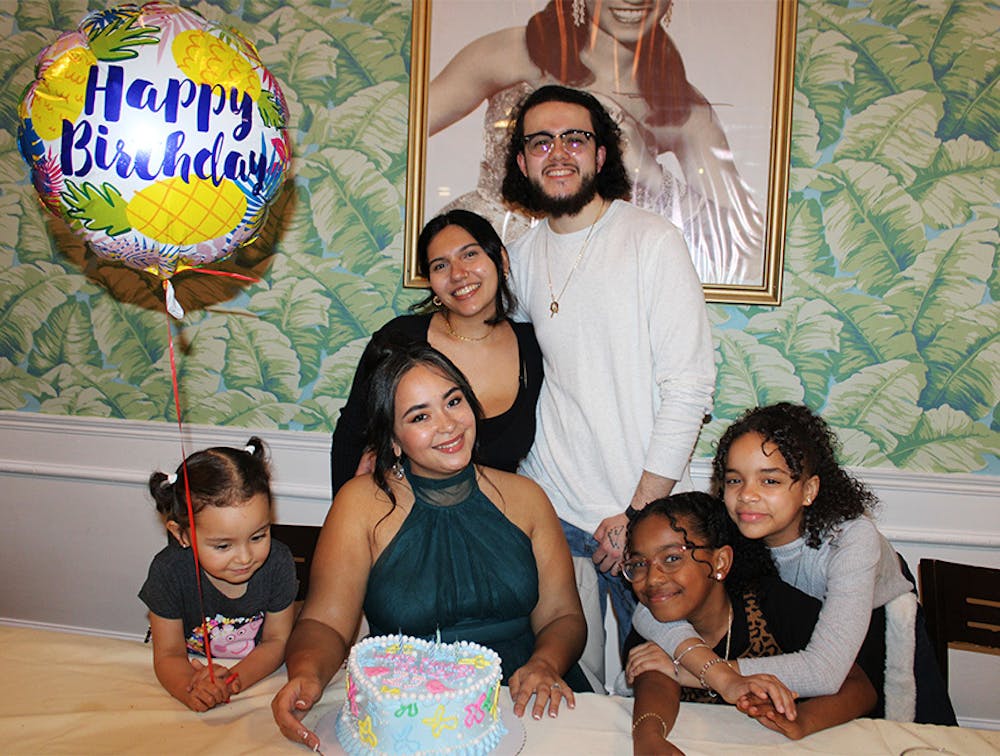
[411,209,516,322]
[711,403,878,548]
[365,341,484,513]
[627,491,777,597]
[524,0,704,127]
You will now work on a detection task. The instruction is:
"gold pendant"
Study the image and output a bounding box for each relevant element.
[549,300,559,316]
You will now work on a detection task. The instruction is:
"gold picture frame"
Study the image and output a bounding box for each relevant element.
[404,0,797,305]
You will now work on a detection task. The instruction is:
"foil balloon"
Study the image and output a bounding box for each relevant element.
[18,2,290,314]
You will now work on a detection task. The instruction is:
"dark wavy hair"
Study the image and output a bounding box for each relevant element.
[711,403,878,549]
[411,209,516,322]
[365,341,484,512]
[524,0,703,127]
[626,491,777,598]
[501,85,632,211]
[148,436,272,530]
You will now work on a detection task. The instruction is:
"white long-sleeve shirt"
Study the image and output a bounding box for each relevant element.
[509,200,716,533]
[631,515,914,696]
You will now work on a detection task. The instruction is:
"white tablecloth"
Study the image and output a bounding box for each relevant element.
[0,625,996,754]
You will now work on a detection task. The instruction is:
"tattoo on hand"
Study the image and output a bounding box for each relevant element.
[608,525,626,551]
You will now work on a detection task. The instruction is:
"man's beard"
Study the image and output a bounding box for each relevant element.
[527,172,599,217]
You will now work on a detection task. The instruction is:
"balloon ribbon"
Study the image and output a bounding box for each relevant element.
[165,310,216,683]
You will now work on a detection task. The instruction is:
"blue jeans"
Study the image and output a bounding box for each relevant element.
[560,518,636,661]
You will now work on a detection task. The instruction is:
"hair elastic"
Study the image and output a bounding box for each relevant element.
[244,443,256,454]
[163,472,177,487]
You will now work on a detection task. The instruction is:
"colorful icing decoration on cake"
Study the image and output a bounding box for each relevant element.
[335,635,506,755]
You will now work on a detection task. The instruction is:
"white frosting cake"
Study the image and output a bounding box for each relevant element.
[335,635,507,755]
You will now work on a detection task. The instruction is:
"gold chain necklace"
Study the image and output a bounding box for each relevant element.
[442,311,495,342]
[544,201,607,317]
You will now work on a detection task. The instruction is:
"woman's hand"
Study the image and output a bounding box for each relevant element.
[271,675,325,749]
[508,658,575,720]
[625,642,678,686]
[716,673,797,720]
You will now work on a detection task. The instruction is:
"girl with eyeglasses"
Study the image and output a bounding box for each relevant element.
[622,492,878,751]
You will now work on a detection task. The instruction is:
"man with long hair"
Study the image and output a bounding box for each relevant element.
[501,85,716,659]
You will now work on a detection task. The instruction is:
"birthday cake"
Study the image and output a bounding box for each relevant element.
[335,635,507,755]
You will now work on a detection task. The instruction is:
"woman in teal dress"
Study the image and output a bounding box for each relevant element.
[272,343,588,751]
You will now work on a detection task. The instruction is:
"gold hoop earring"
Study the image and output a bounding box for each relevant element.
[432,295,442,307]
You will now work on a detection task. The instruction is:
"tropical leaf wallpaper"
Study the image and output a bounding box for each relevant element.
[1,0,997,474]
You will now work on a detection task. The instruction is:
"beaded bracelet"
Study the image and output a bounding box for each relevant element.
[671,641,710,677]
[632,711,669,741]
[697,657,734,696]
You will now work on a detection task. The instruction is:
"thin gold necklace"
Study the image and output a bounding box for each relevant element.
[442,310,495,342]
[544,200,607,317]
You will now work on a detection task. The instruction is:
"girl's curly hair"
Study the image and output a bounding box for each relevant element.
[711,403,877,548]
[626,491,776,598]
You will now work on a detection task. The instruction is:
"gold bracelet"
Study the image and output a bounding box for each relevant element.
[632,711,669,741]
[697,657,734,695]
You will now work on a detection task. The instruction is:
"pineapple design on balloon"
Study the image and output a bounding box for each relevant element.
[18,2,290,315]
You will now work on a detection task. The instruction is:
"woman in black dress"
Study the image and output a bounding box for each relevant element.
[330,209,542,498]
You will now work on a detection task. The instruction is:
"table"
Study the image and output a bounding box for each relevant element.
[1,626,996,754]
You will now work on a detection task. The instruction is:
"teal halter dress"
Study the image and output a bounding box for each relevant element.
[363,462,589,691]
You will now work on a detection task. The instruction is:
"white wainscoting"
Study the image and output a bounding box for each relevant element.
[1,412,997,727]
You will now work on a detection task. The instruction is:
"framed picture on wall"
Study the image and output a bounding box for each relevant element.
[404,0,797,304]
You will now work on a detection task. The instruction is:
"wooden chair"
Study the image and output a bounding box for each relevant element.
[917,558,1000,685]
[270,524,321,602]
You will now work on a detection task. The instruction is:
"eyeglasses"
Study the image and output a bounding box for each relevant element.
[522,129,595,157]
[621,545,704,583]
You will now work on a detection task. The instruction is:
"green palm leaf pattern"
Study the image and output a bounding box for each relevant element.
[920,304,1000,419]
[885,219,995,347]
[711,331,805,419]
[0,356,54,406]
[91,296,167,385]
[0,261,80,363]
[190,387,307,426]
[223,317,302,402]
[249,276,331,387]
[0,0,995,474]
[888,406,1000,473]
[299,146,401,273]
[793,27,855,150]
[825,359,926,454]
[28,298,101,374]
[834,90,943,184]
[909,136,1000,228]
[814,160,925,293]
[39,364,160,419]
[745,298,841,409]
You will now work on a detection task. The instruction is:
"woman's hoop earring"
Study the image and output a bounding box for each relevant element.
[572,0,586,28]
[432,295,443,307]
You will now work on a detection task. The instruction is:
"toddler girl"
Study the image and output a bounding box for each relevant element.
[139,437,297,711]
[631,402,955,724]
